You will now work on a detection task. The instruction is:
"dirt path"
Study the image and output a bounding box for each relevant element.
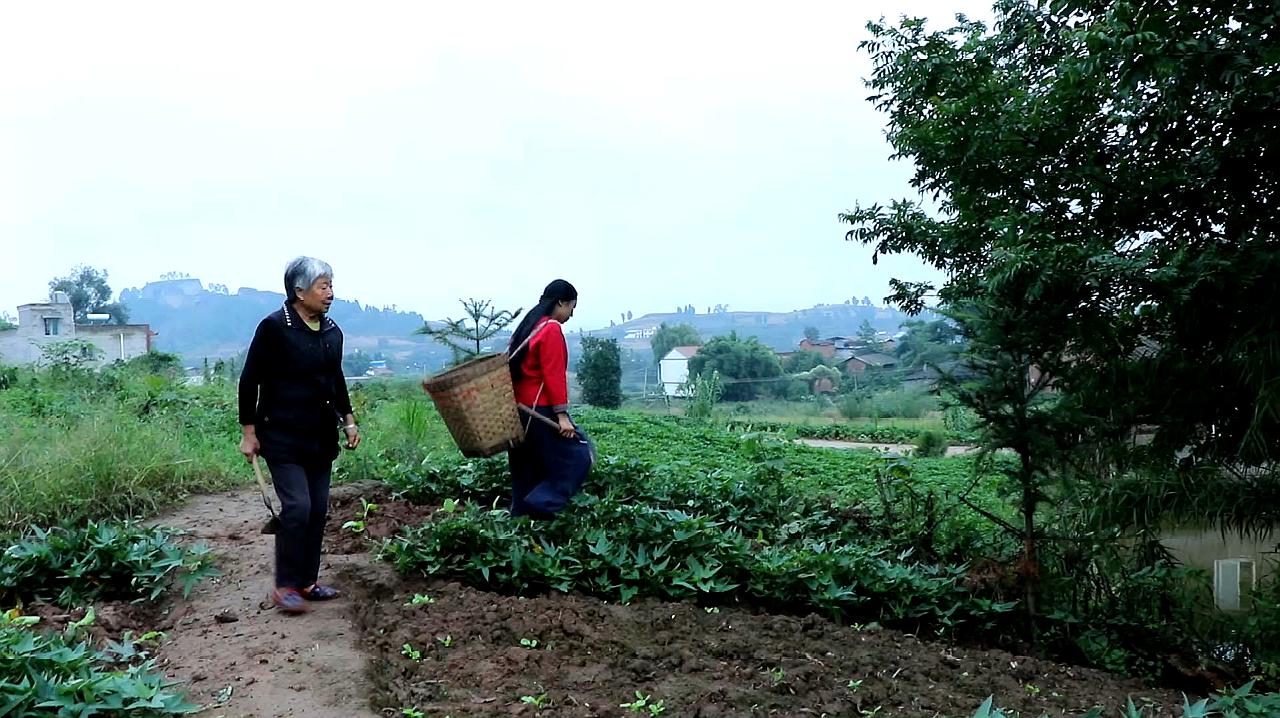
[148,483,381,718]
[796,438,978,456]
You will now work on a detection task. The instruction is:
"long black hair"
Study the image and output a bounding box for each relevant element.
[508,279,578,380]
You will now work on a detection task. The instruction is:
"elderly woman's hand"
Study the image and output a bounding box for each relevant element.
[239,426,260,462]
[343,424,362,450]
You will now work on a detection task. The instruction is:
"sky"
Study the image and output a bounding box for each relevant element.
[0,1,992,329]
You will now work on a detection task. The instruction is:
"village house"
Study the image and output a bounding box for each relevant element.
[0,292,155,367]
[797,338,836,358]
[800,334,898,361]
[658,345,700,396]
[838,352,899,375]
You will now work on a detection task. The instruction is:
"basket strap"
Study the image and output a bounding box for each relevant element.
[508,319,559,364]
[522,382,545,438]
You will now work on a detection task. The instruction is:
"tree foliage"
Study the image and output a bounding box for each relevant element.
[578,337,622,409]
[895,319,962,370]
[687,332,783,402]
[650,323,701,364]
[49,266,129,324]
[843,0,1280,630]
[38,339,103,372]
[801,365,843,395]
[342,349,374,377]
[416,299,522,366]
[856,319,879,347]
[681,370,723,419]
[783,350,830,374]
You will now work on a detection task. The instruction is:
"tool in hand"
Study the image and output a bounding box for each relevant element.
[252,455,282,535]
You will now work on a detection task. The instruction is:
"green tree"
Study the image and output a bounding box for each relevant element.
[577,337,622,409]
[49,266,129,323]
[802,365,843,395]
[856,319,878,347]
[416,299,522,366]
[782,350,829,374]
[894,319,961,369]
[843,0,1280,634]
[803,326,820,342]
[686,332,782,402]
[650,323,701,365]
[342,349,372,377]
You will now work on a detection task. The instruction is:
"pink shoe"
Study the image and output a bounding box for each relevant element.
[271,588,308,614]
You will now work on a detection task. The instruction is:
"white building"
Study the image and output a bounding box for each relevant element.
[0,292,155,367]
[623,325,659,340]
[658,345,700,397]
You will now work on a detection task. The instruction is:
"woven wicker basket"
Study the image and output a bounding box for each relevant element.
[422,353,523,458]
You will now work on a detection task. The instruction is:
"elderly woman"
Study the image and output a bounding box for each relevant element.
[238,256,360,614]
[505,279,594,519]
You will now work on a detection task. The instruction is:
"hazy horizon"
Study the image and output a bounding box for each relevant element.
[2,1,992,328]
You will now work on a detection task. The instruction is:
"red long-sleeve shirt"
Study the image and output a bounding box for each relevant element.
[513,319,570,412]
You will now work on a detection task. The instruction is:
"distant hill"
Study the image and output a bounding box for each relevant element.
[120,279,450,367]
[584,302,940,355]
[121,278,936,372]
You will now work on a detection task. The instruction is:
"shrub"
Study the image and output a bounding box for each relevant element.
[914,430,948,458]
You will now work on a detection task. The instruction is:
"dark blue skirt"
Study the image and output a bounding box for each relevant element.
[508,407,595,518]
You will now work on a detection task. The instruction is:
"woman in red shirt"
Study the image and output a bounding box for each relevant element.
[506,279,594,518]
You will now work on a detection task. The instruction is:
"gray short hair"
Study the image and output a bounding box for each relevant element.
[283,256,333,300]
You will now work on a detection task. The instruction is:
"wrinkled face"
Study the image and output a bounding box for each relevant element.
[294,276,334,316]
[553,299,577,323]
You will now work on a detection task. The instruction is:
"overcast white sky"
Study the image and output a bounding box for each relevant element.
[0,1,991,328]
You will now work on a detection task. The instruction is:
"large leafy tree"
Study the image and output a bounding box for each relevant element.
[650,323,701,364]
[687,332,783,402]
[843,0,1280,624]
[49,266,129,324]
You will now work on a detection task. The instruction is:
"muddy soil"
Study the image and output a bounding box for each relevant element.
[326,487,438,555]
[343,570,1188,717]
[42,481,1202,718]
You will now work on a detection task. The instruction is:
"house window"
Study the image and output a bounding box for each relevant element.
[43,318,60,336]
[1214,558,1256,612]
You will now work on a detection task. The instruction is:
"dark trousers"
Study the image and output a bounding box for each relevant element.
[265,459,332,590]
[508,408,594,518]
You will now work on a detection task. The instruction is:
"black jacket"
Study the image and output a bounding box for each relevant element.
[238,303,353,463]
